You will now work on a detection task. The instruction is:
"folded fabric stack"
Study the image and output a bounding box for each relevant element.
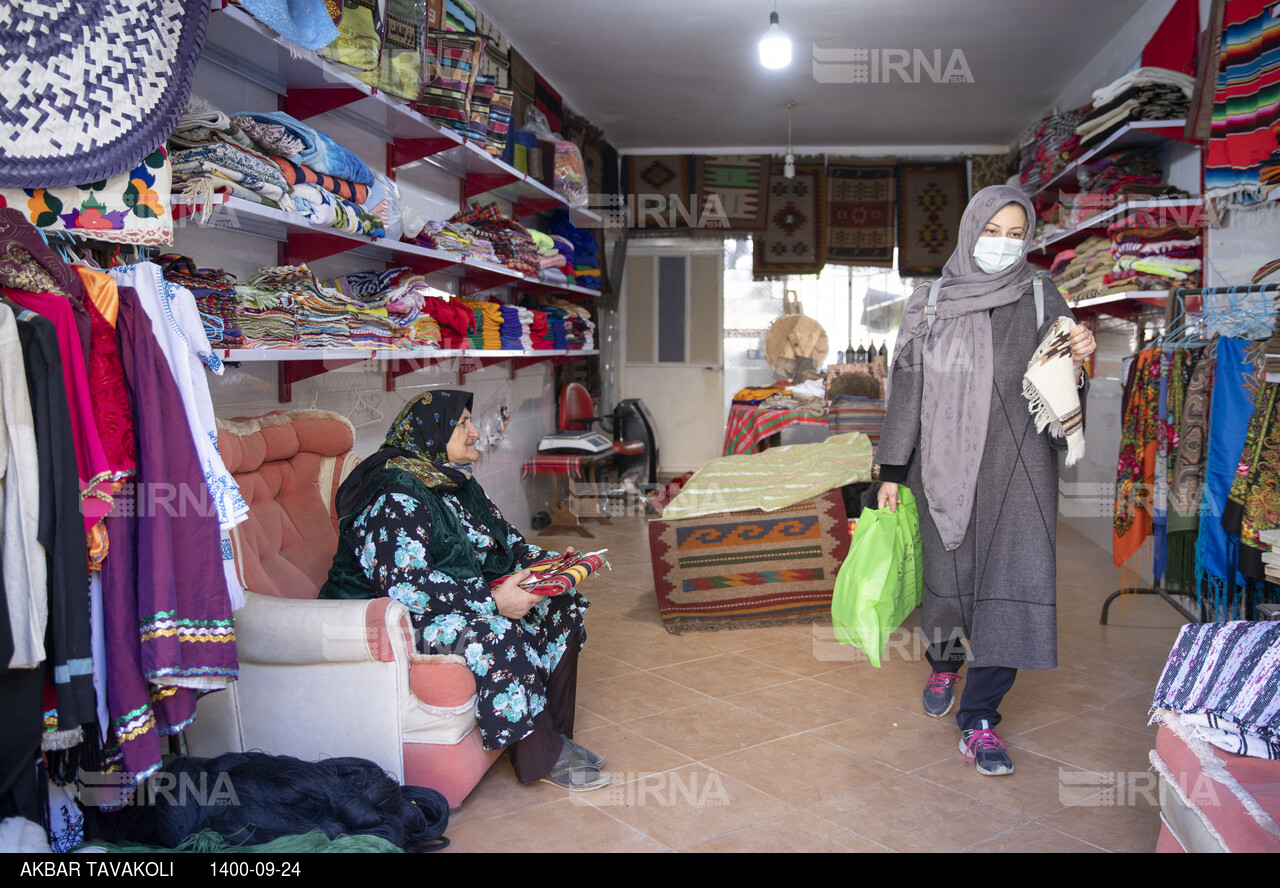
[536,305,569,349]
[233,269,301,348]
[413,220,503,265]
[1052,149,1189,228]
[422,296,476,349]
[451,203,540,277]
[171,141,296,213]
[1261,529,1280,586]
[1076,67,1195,148]
[1102,214,1201,294]
[157,254,244,349]
[256,265,356,349]
[550,209,601,290]
[496,304,539,351]
[1018,105,1090,191]
[457,297,503,349]
[540,298,595,350]
[1051,235,1112,302]
[227,111,385,238]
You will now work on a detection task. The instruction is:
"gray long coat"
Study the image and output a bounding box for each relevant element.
[877,282,1087,670]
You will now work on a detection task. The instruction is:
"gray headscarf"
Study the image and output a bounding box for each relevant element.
[893,185,1038,550]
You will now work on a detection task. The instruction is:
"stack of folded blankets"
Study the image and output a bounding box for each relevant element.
[1076,67,1194,149]
[1051,235,1112,303]
[528,228,576,286]
[170,99,388,240]
[157,253,243,349]
[451,203,540,277]
[254,265,356,349]
[539,298,595,350]
[412,220,503,265]
[233,268,302,348]
[1102,213,1201,295]
[1260,529,1280,586]
[1019,105,1090,192]
[550,210,601,291]
[497,304,541,350]
[1055,149,1189,228]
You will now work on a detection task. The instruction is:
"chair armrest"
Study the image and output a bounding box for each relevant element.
[234,591,414,666]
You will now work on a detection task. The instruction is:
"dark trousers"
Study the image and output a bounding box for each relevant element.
[927,647,1018,732]
[506,640,580,784]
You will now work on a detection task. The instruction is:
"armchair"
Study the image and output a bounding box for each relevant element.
[182,410,499,809]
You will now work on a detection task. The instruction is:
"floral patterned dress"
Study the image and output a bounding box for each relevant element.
[342,485,588,751]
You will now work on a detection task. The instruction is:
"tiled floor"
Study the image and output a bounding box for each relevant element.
[443,515,1187,853]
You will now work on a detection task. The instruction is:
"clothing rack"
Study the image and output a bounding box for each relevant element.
[1100,283,1280,626]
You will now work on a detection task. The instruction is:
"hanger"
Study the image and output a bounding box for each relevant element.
[350,390,385,429]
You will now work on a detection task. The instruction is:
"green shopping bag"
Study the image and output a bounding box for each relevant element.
[831,487,924,667]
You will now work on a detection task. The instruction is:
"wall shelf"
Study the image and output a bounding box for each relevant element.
[1028,119,1191,200]
[202,5,600,228]
[173,195,601,298]
[218,346,599,401]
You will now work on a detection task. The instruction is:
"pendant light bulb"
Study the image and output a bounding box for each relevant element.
[759,10,791,69]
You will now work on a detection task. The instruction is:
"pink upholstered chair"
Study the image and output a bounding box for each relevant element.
[183,410,499,808]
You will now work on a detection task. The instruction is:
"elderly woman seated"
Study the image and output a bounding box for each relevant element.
[319,389,608,792]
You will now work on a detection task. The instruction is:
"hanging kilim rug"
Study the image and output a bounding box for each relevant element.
[825,163,895,267]
[896,163,967,276]
[626,155,692,231]
[648,489,851,632]
[753,163,827,278]
[693,155,770,231]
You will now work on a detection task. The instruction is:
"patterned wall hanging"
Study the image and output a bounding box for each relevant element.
[0,1,209,190]
[693,155,771,231]
[752,163,827,278]
[625,155,693,231]
[896,163,967,276]
[825,163,895,268]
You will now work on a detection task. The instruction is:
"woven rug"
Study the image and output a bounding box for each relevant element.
[626,155,692,230]
[693,155,770,231]
[825,164,895,267]
[753,164,827,278]
[648,489,851,632]
[896,163,967,276]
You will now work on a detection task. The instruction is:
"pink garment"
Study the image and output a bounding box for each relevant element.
[3,289,114,531]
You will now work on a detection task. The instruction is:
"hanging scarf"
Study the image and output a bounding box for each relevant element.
[1113,348,1162,567]
[1224,380,1280,581]
[334,389,474,517]
[1196,338,1258,619]
[892,185,1038,550]
[1165,346,1203,592]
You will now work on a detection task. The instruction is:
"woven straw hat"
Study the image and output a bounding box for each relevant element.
[0,1,209,189]
[765,315,829,378]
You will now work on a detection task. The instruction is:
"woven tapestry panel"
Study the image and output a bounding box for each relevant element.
[626,154,692,230]
[825,164,895,267]
[693,154,770,231]
[648,489,850,632]
[752,163,827,278]
[896,163,967,276]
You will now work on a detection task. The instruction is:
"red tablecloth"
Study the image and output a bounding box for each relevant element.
[722,404,828,455]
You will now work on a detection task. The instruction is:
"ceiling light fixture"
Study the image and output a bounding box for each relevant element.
[784,101,796,178]
[759,2,791,69]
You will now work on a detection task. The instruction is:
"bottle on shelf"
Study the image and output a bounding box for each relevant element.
[855,342,867,364]
[877,342,888,372]
[845,342,855,365]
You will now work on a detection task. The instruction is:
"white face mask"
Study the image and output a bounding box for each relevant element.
[972,236,1024,274]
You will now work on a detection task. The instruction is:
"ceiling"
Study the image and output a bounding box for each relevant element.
[478,0,1153,154]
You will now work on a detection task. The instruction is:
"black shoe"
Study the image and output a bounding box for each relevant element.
[958,719,1014,776]
[560,733,605,768]
[922,671,959,718]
